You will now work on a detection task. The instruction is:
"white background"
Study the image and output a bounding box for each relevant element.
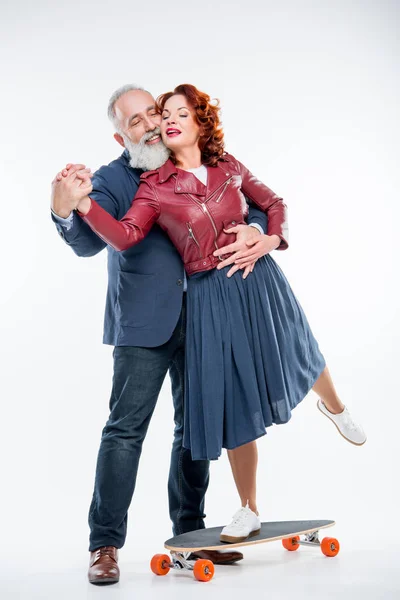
[0,0,399,598]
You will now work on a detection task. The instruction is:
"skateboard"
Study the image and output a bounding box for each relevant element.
[150,519,339,582]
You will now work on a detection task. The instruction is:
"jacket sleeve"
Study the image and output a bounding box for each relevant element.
[233,157,289,250]
[79,180,160,252]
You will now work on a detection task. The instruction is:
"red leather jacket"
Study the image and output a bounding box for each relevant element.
[80,153,289,276]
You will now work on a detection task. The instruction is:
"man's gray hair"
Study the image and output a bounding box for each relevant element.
[107,84,150,132]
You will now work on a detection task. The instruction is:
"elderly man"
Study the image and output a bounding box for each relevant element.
[51,84,267,585]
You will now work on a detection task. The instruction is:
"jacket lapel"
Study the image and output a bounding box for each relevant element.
[174,170,206,196]
[205,162,232,200]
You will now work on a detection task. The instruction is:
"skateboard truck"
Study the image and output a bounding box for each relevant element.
[281,530,340,556]
[170,551,196,570]
[300,531,320,545]
[150,552,215,582]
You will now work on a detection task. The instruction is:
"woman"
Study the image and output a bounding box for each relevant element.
[74,84,366,543]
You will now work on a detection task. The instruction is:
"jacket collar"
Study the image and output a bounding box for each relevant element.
[157,158,177,183]
[157,157,232,197]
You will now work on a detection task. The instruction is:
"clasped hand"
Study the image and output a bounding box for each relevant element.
[51,164,93,218]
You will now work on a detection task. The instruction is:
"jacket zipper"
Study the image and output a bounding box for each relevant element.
[186,196,220,252]
[212,178,232,203]
[186,222,203,258]
[200,203,219,252]
[174,174,222,253]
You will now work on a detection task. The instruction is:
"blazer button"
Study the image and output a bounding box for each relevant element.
[203,261,207,265]
[231,220,236,225]
[177,279,183,286]
[177,186,181,190]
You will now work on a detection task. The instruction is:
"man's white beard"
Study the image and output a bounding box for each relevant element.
[122,128,170,171]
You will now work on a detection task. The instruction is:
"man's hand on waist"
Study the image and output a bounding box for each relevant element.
[213,224,262,279]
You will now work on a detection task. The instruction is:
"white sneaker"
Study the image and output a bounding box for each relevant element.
[220,505,261,543]
[317,399,367,446]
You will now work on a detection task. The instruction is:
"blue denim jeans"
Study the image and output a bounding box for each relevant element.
[88,298,210,551]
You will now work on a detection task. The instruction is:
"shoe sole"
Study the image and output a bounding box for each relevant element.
[317,400,367,446]
[220,528,261,544]
[89,578,119,585]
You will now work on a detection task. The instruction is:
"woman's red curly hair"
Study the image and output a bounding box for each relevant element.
[156,84,225,167]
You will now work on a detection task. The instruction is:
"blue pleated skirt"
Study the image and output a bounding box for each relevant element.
[183,254,326,461]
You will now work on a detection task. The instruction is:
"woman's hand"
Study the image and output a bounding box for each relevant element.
[233,234,281,271]
[55,163,91,182]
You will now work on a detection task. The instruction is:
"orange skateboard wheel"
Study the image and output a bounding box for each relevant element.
[193,559,215,582]
[282,536,300,551]
[321,537,340,557]
[150,553,171,576]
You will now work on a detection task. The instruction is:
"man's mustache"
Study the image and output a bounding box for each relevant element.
[140,127,162,144]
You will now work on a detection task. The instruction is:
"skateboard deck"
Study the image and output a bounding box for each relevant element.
[164,519,335,552]
[151,520,339,582]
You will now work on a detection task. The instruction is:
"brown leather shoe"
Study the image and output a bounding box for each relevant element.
[88,546,120,584]
[188,549,243,565]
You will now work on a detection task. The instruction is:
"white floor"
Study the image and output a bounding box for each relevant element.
[3,540,399,600]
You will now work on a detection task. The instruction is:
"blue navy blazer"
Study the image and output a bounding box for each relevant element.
[52,150,267,347]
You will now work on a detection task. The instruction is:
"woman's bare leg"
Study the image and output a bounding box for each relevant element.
[227,441,259,514]
[312,365,345,414]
